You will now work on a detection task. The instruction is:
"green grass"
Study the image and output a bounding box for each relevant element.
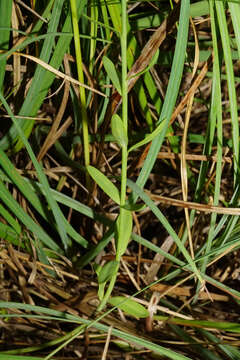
[0,0,240,359]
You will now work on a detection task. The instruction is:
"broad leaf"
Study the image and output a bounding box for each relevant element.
[103,55,122,95]
[128,119,166,153]
[111,114,128,149]
[87,165,120,204]
[116,209,132,257]
[108,296,149,318]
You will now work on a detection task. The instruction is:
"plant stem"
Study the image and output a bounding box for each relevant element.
[117,0,128,256]
[70,0,90,183]
[97,270,118,312]
[97,0,129,311]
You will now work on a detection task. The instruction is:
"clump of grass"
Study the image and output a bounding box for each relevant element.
[0,0,240,359]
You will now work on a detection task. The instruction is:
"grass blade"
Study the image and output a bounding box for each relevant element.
[131,0,190,201]
[0,179,61,252]
[215,0,239,180]
[103,56,122,95]
[0,92,70,250]
[87,165,120,204]
[126,178,203,283]
[0,1,85,151]
[0,0,12,90]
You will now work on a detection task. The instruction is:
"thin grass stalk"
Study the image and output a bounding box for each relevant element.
[70,0,90,176]
[118,0,128,234]
[96,0,129,312]
[89,0,98,74]
[130,0,190,202]
[0,0,12,91]
[215,0,239,182]
[0,299,192,360]
[0,92,70,251]
[0,0,74,152]
[200,0,222,276]
[229,2,240,60]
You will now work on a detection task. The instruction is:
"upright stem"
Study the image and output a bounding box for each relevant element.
[119,0,128,206]
[117,0,128,260]
[97,0,129,312]
[70,0,90,184]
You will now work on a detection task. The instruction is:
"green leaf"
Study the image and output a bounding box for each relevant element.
[126,178,203,283]
[93,264,106,301]
[130,0,190,205]
[98,282,106,301]
[0,0,85,152]
[121,203,146,211]
[116,209,132,258]
[0,0,12,91]
[0,93,71,251]
[98,260,119,284]
[0,355,45,360]
[0,222,22,246]
[103,55,122,95]
[128,120,166,153]
[0,179,61,253]
[87,165,120,204]
[111,114,128,148]
[108,296,149,318]
[0,203,21,234]
[112,340,132,351]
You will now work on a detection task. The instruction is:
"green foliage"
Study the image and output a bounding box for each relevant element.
[111,114,128,148]
[97,260,119,284]
[108,296,149,318]
[116,209,132,258]
[87,165,121,204]
[0,0,86,151]
[128,119,166,153]
[1,0,240,358]
[103,56,122,95]
[0,0,12,91]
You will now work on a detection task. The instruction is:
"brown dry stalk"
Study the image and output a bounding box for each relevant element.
[0,248,79,280]
[181,95,195,258]
[136,58,211,170]
[148,192,240,215]
[150,283,228,301]
[170,58,211,125]
[127,3,180,92]
[10,52,106,97]
[37,55,71,161]
[99,3,181,132]
[157,151,232,163]
[16,0,48,23]
[12,2,21,92]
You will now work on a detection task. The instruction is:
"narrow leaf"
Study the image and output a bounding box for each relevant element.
[0,93,71,251]
[0,179,61,252]
[128,49,159,79]
[126,178,203,283]
[87,165,120,204]
[0,0,12,90]
[128,119,166,153]
[0,203,21,234]
[98,260,119,284]
[103,55,122,95]
[121,203,146,212]
[0,222,22,246]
